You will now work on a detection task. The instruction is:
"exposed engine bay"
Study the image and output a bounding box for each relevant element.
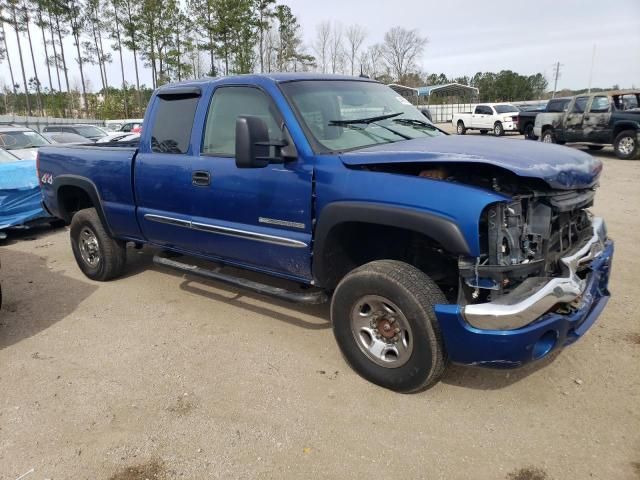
[364,162,598,304]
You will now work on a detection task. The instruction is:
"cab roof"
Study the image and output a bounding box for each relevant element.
[155,73,378,94]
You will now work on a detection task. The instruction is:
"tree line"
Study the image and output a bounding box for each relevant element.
[0,0,550,119]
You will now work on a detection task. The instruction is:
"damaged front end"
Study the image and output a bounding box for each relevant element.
[459,187,609,330]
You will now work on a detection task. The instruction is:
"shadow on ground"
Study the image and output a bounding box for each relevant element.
[0,248,98,350]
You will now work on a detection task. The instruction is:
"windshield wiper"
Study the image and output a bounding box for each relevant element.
[328,112,403,125]
[329,112,411,140]
[392,118,437,130]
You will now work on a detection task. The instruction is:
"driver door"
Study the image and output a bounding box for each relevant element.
[187,85,314,281]
[564,96,588,142]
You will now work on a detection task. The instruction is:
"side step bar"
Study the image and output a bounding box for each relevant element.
[153,255,328,305]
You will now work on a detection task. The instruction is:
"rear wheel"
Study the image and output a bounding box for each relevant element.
[613,130,639,159]
[456,121,466,135]
[524,123,537,140]
[70,208,126,281]
[493,122,504,136]
[331,260,447,392]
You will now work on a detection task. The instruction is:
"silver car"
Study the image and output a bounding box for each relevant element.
[0,126,51,160]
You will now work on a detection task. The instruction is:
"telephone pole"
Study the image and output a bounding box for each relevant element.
[587,44,596,93]
[551,62,563,98]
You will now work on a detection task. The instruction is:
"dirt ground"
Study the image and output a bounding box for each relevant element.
[1,134,639,480]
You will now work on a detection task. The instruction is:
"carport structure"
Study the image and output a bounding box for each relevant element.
[388,83,479,123]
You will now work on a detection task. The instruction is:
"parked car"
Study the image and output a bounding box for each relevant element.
[39,74,614,392]
[43,132,93,144]
[518,98,571,140]
[0,147,19,163]
[534,90,640,159]
[0,126,51,160]
[452,103,520,136]
[43,124,108,142]
[515,102,547,112]
[118,121,142,133]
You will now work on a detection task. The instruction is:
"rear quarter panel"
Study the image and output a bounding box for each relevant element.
[39,145,142,239]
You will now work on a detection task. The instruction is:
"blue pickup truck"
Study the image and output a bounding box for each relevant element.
[38,74,614,392]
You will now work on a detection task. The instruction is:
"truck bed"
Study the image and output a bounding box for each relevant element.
[38,144,141,239]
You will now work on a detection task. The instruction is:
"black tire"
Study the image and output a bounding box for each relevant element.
[493,122,504,136]
[587,145,604,151]
[541,129,556,144]
[70,208,126,281]
[331,260,447,393]
[480,129,488,135]
[613,130,639,159]
[524,123,537,140]
[456,121,466,135]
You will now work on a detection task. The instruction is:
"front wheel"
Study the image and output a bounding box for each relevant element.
[493,122,504,136]
[614,130,639,159]
[70,208,126,281]
[456,121,466,135]
[331,260,447,393]
[541,129,556,144]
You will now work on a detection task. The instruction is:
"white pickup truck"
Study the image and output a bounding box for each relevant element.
[452,103,520,136]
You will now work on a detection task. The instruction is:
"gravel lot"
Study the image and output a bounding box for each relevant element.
[1,135,639,480]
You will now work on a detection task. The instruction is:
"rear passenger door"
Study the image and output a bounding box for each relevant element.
[583,95,612,143]
[135,89,201,248]
[564,96,588,141]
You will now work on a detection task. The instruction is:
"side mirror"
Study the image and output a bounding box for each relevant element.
[235,116,297,169]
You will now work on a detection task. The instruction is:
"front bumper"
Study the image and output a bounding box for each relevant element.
[434,219,614,367]
[503,121,518,131]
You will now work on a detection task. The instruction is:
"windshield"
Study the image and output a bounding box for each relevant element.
[281,80,443,152]
[494,104,519,114]
[0,148,18,163]
[0,130,50,150]
[74,125,107,138]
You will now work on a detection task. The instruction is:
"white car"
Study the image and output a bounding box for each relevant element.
[452,103,520,136]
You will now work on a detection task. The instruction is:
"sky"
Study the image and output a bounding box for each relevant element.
[1,0,639,93]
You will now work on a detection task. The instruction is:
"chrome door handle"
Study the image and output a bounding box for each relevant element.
[192,170,211,186]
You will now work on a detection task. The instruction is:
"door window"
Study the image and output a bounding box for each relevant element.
[572,97,589,113]
[150,94,199,154]
[589,96,610,113]
[202,87,282,156]
[474,105,484,114]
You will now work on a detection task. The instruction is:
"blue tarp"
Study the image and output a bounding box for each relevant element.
[0,160,49,231]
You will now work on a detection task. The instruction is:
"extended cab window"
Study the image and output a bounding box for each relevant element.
[202,87,281,156]
[150,94,199,154]
[572,97,589,113]
[589,96,610,113]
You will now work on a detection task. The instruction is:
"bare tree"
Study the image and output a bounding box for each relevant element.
[381,26,427,82]
[312,21,330,74]
[360,43,385,79]
[328,22,343,74]
[345,24,365,76]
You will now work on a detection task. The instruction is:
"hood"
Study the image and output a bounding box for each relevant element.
[339,135,602,190]
[6,148,39,161]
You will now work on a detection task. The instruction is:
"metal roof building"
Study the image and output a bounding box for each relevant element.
[388,83,479,123]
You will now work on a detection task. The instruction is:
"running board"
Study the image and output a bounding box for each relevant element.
[153,255,328,305]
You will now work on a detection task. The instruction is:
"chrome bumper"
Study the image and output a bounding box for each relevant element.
[462,217,608,330]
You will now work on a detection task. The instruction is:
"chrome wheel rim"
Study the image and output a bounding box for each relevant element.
[457,124,463,134]
[494,125,501,135]
[542,133,553,143]
[619,137,635,155]
[350,295,413,368]
[79,227,101,267]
